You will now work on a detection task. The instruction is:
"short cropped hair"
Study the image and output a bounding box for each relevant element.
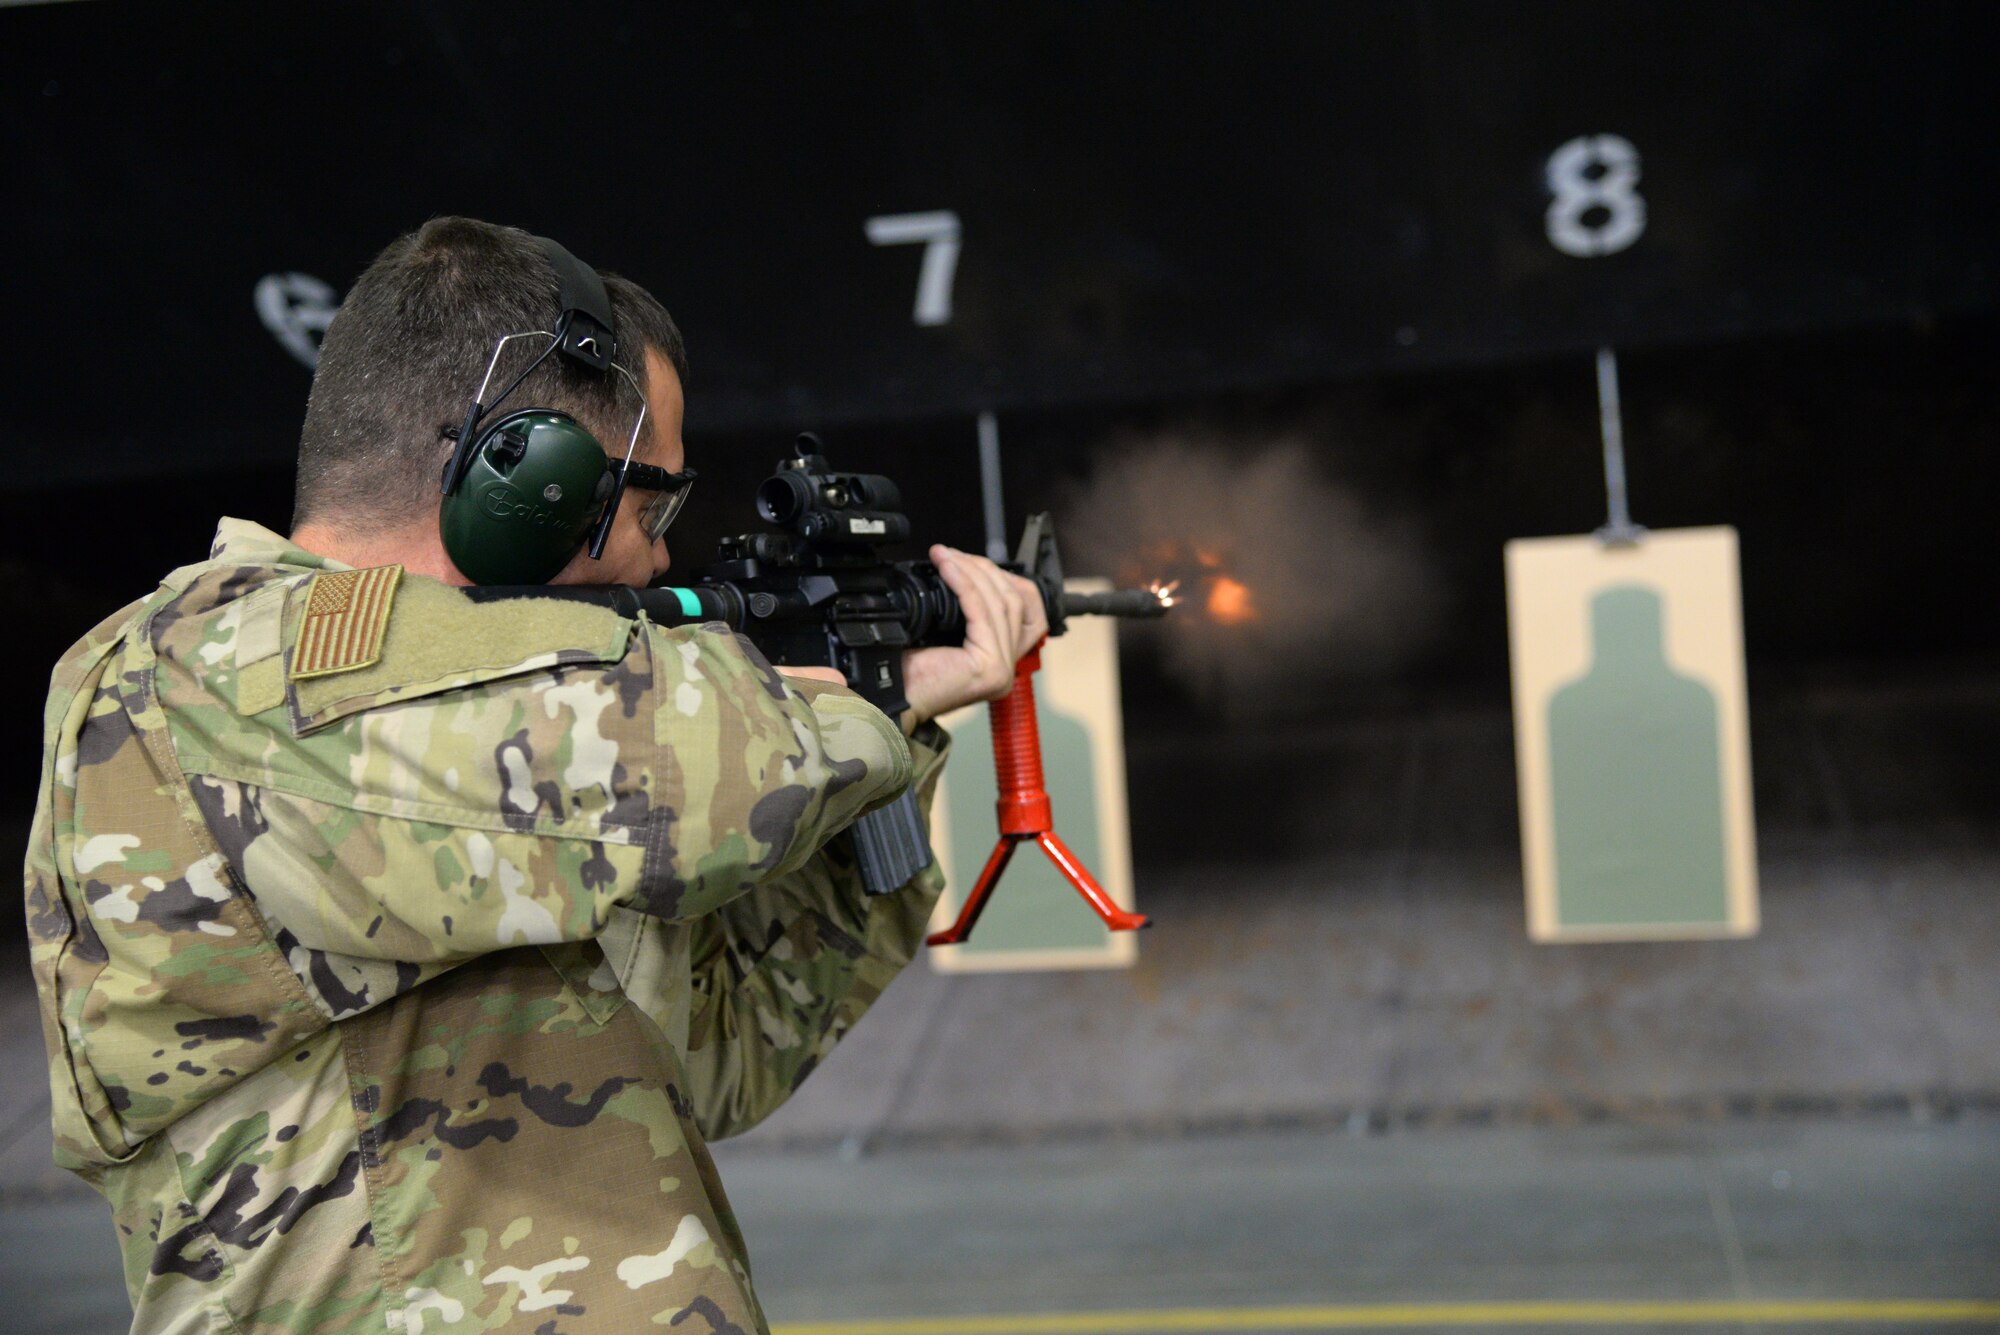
[293,217,686,533]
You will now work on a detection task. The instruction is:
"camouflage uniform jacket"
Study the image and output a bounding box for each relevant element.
[22,518,951,1335]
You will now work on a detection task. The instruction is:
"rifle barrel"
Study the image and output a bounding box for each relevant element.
[1059,588,1171,619]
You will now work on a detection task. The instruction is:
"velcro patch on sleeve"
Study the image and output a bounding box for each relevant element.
[289,565,403,679]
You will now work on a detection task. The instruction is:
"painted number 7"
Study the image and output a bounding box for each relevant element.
[865,210,962,327]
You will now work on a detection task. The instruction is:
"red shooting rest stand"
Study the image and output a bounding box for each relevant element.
[925,642,1149,947]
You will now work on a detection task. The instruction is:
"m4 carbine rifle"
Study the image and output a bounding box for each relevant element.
[503,433,1167,945]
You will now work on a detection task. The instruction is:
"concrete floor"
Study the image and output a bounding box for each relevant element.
[718,843,2000,1154]
[4,1119,1996,1333]
[717,1119,2000,1331]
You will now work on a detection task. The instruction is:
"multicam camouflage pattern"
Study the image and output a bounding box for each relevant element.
[23,518,949,1334]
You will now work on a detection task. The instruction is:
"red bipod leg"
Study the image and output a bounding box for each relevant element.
[1036,831,1148,932]
[925,644,1148,947]
[924,836,1022,947]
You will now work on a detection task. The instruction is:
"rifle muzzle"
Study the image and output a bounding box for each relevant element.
[1058,588,1173,619]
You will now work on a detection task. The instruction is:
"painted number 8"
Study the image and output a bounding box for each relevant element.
[1545,135,1646,258]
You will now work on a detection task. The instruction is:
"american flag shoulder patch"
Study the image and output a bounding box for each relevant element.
[289,564,404,680]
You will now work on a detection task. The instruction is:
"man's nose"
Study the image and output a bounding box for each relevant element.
[652,540,672,580]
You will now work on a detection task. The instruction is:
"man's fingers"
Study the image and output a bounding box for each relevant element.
[958,554,1016,695]
[932,546,995,655]
[1011,572,1049,660]
[933,546,1014,697]
[966,556,1047,666]
[978,559,1024,650]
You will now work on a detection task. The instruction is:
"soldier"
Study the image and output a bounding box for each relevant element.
[23,217,1046,1334]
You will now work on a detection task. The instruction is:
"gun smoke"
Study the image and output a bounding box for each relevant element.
[1058,434,1442,713]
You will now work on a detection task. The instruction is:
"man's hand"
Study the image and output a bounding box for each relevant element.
[900,545,1048,732]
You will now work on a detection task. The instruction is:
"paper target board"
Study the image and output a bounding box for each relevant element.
[928,579,1139,972]
[1504,527,1759,942]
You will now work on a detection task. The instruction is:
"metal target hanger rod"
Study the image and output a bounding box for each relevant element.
[1594,345,1647,547]
[978,410,1007,562]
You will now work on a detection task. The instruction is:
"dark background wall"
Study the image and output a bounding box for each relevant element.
[4,0,1994,465]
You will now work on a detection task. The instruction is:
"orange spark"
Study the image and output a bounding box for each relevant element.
[1205,575,1255,625]
[1195,548,1224,569]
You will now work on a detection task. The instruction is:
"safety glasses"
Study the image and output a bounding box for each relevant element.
[613,461,699,542]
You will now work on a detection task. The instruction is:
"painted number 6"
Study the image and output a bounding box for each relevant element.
[1545,135,1646,258]
[254,272,339,368]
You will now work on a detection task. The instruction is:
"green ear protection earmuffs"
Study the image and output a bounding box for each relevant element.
[436,236,648,585]
[437,409,621,586]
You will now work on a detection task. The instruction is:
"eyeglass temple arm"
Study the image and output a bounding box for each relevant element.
[585,363,650,560]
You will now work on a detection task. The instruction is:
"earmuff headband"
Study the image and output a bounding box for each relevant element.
[535,236,616,372]
[442,236,620,499]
